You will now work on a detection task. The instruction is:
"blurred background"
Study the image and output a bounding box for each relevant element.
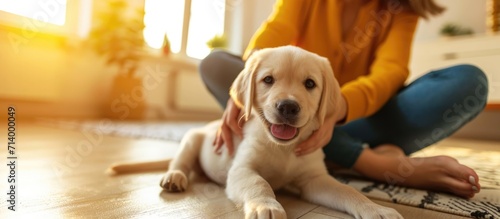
[0,0,498,139]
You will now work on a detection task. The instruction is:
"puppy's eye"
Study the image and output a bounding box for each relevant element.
[263,76,274,84]
[304,79,316,89]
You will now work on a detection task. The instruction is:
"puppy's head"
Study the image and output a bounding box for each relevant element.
[230,46,341,145]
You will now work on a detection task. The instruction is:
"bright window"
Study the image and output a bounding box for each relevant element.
[0,0,67,26]
[0,0,92,39]
[143,0,185,53]
[144,0,225,59]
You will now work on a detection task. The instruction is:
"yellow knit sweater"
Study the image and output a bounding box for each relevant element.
[245,0,419,122]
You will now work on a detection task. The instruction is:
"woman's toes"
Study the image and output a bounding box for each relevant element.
[439,175,473,195]
[469,175,476,185]
[434,156,481,189]
[452,187,475,198]
[422,155,483,198]
[446,182,475,198]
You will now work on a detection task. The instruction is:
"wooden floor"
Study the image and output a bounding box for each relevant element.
[1,123,498,218]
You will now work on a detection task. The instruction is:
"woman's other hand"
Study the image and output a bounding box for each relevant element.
[213,99,244,155]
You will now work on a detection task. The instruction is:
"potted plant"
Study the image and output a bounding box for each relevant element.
[440,23,473,37]
[162,34,171,56]
[206,34,227,50]
[88,0,146,120]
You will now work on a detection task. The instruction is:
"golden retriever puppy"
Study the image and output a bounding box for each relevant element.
[110,46,403,219]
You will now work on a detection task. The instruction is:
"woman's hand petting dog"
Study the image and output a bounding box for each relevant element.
[295,95,347,156]
[294,113,336,156]
[213,98,244,156]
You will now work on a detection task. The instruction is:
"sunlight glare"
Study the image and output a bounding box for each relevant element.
[143,0,184,52]
[0,0,67,26]
[187,0,225,59]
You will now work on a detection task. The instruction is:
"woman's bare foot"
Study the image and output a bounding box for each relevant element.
[353,144,481,198]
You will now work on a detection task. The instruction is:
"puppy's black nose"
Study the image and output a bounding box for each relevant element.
[277,100,300,119]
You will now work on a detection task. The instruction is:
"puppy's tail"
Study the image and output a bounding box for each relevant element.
[107,159,171,175]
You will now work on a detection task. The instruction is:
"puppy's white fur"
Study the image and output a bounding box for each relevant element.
[111,46,403,219]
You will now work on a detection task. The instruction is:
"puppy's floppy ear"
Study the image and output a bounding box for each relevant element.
[317,57,342,126]
[230,55,259,121]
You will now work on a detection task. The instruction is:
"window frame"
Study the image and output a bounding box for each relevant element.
[144,0,227,60]
[0,0,92,39]
[179,0,192,57]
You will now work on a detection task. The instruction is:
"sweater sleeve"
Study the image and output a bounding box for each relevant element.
[243,0,308,59]
[341,11,419,122]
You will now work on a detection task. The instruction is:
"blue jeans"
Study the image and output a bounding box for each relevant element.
[199,51,489,168]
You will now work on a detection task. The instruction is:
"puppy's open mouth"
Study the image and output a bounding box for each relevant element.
[258,109,300,142]
[269,124,298,141]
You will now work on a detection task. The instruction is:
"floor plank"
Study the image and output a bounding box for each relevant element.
[0,124,498,218]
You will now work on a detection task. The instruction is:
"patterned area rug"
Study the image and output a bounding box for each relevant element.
[332,173,500,219]
[41,120,500,218]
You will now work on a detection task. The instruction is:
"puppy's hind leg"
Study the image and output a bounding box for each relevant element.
[160,129,204,192]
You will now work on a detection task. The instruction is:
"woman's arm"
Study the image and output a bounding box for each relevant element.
[295,10,419,156]
[341,10,419,122]
[243,0,310,60]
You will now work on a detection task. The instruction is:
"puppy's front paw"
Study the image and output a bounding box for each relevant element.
[244,198,286,219]
[355,203,403,219]
[159,170,188,192]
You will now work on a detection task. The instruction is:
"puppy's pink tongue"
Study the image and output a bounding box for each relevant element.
[270,124,297,140]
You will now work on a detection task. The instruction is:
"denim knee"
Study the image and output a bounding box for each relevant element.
[449,64,489,113]
[199,50,229,84]
[198,50,244,107]
[434,64,489,139]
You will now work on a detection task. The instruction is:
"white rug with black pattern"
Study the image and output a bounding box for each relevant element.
[335,145,500,219]
[41,119,500,219]
[332,172,500,219]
